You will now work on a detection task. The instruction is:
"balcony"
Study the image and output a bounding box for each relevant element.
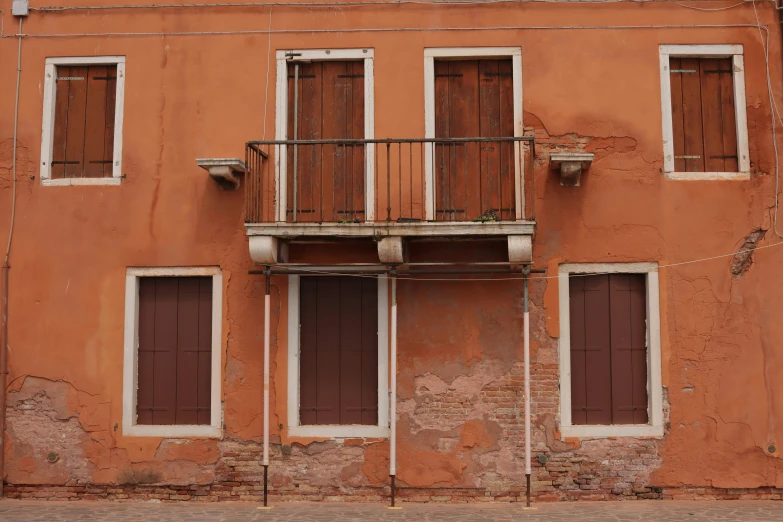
[244,137,536,264]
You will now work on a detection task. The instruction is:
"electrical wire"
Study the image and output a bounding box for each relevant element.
[674,1,744,10]
[262,239,783,282]
[5,17,22,266]
[752,0,783,239]
[14,23,778,38]
[27,0,763,11]
[262,7,273,140]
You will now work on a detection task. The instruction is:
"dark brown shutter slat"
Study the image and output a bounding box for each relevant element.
[568,276,588,425]
[609,274,649,425]
[700,59,726,172]
[197,278,213,425]
[83,66,110,178]
[681,58,706,172]
[434,60,452,220]
[299,277,319,425]
[152,278,179,425]
[718,58,739,172]
[315,278,341,424]
[347,60,365,222]
[339,277,364,425]
[102,66,117,177]
[360,278,379,425]
[670,58,687,173]
[498,59,515,221]
[63,66,89,178]
[137,278,157,426]
[581,275,613,425]
[51,66,72,180]
[479,59,501,220]
[450,60,481,221]
[176,278,201,425]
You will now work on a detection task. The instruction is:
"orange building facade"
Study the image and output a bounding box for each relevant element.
[1,0,783,503]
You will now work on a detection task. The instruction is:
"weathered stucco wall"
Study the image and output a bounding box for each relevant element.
[1,0,783,501]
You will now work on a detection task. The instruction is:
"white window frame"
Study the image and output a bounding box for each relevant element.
[659,44,750,181]
[122,267,223,438]
[558,263,663,439]
[287,272,389,438]
[40,56,126,187]
[423,47,524,220]
[274,49,375,221]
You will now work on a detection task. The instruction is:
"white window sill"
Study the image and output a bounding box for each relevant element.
[288,425,390,439]
[42,177,122,187]
[560,424,664,440]
[665,171,750,181]
[122,424,223,438]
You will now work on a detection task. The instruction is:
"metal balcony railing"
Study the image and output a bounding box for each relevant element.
[245,137,536,225]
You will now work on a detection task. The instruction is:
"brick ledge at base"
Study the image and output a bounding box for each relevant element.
[4,484,783,502]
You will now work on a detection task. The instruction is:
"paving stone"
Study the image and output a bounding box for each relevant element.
[1,500,783,521]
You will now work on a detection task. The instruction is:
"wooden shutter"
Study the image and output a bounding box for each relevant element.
[287,61,365,223]
[609,274,648,424]
[51,64,117,179]
[569,274,648,425]
[569,274,613,425]
[434,59,514,222]
[137,277,212,426]
[670,57,737,173]
[299,276,378,426]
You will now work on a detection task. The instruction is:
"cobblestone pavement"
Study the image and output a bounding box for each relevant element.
[1,500,783,521]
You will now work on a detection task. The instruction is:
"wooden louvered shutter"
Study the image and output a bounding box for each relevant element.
[299,276,378,426]
[609,274,649,424]
[569,274,649,426]
[569,274,613,425]
[434,59,514,222]
[51,64,117,179]
[287,61,365,223]
[137,277,212,426]
[670,57,738,173]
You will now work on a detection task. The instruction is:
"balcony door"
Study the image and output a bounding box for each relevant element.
[434,58,515,222]
[286,60,365,223]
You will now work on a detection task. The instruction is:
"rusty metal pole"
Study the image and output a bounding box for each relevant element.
[0,263,8,499]
[262,268,271,508]
[524,272,531,506]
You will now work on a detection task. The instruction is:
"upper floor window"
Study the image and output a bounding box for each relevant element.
[40,57,126,186]
[275,49,375,222]
[659,45,749,180]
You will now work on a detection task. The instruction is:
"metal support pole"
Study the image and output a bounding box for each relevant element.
[523,269,532,508]
[292,63,299,222]
[263,268,271,508]
[388,273,399,509]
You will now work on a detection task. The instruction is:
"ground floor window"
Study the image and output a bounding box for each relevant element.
[558,263,663,438]
[123,267,223,437]
[288,273,389,438]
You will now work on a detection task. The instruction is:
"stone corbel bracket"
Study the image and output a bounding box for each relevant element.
[196,158,247,190]
[550,153,595,187]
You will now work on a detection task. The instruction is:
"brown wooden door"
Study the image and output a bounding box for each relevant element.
[434,59,514,222]
[299,276,378,425]
[137,277,213,426]
[569,274,648,425]
[287,61,365,223]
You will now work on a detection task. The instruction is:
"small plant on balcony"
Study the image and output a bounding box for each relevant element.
[472,209,499,223]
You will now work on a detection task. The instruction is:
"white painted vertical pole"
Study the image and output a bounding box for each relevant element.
[389,275,398,507]
[263,272,271,507]
[523,272,532,507]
